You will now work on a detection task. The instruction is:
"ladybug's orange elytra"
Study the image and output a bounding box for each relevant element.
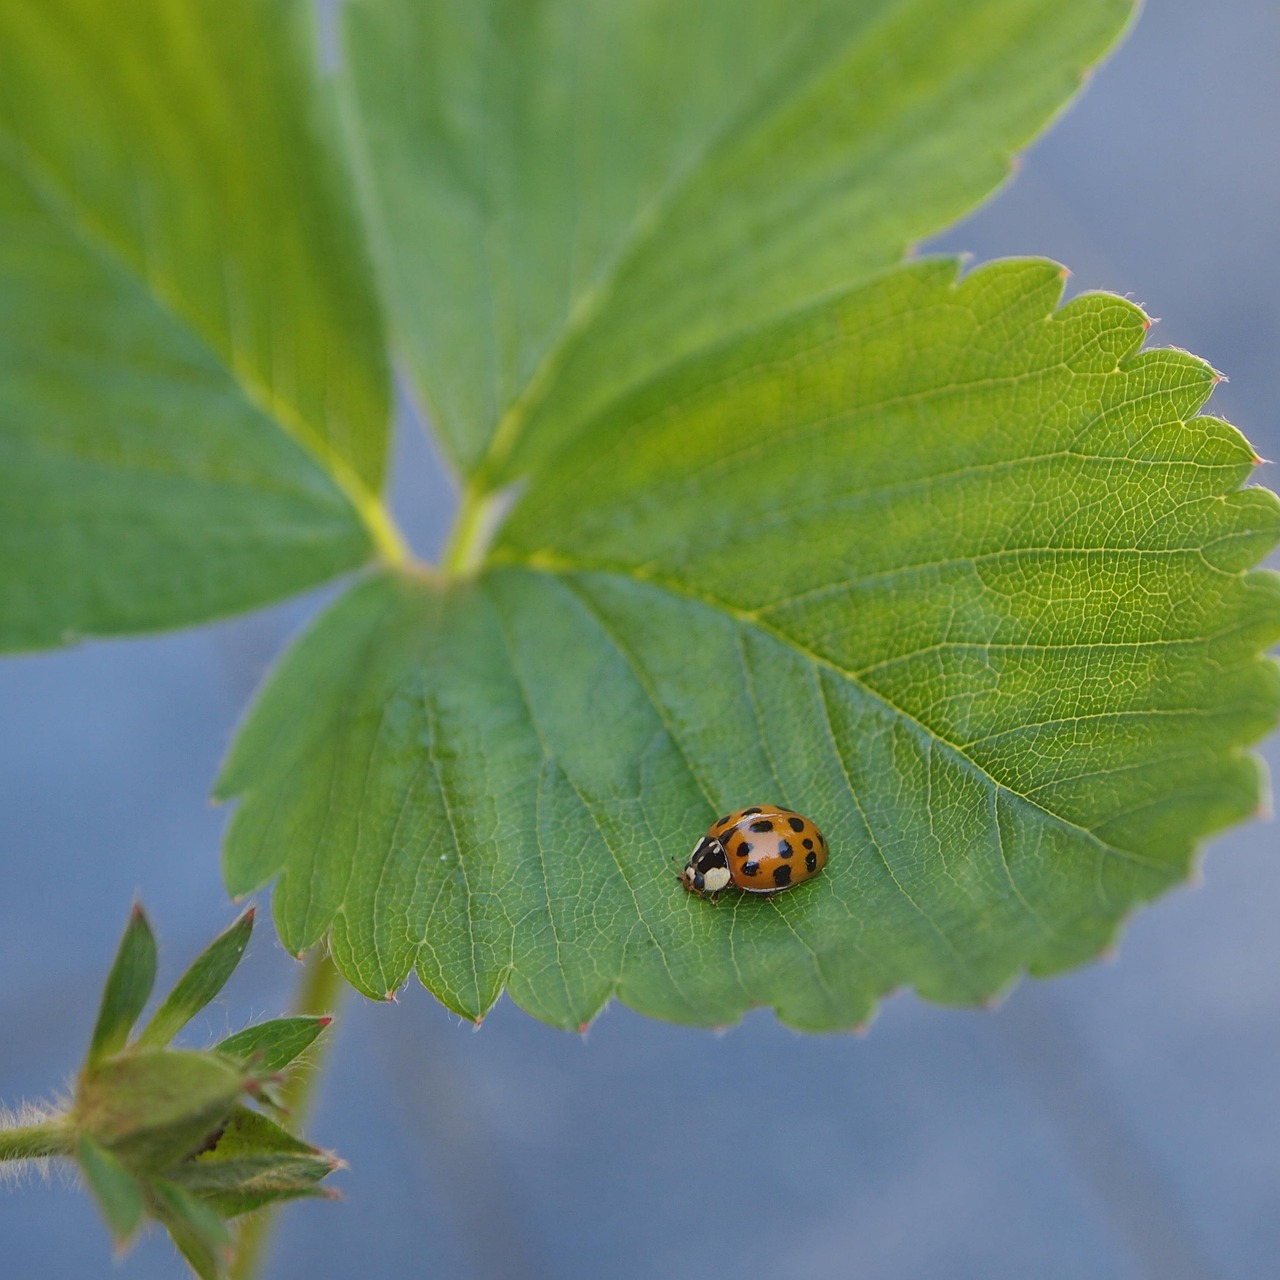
[679,805,828,900]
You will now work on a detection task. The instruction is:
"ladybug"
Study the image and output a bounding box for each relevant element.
[679,806,828,900]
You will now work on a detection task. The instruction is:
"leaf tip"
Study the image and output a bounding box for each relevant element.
[1095,944,1119,965]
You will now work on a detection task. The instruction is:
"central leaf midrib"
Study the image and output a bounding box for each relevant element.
[512,559,1172,879]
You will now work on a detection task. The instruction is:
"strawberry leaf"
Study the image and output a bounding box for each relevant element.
[218,260,1280,1029]
[0,0,397,652]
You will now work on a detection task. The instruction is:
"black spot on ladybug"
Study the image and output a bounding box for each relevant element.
[749,819,773,833]
[772,865,792,888]
[742,861,760,877]
[819,832,827,846]
[715,815,731,828]
[803,838,814,850]
[777,840,793,858]
[742,807,763,816]
[736,840,752,857]
[805,851,817,872]
[788,817,805,833]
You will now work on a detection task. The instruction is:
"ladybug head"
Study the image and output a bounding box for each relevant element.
[679,837,731,897]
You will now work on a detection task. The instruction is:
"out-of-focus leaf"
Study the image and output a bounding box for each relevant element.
[137,908,254,1050]
[77,1134,143,1247]
[88,905,156,1064]
[341,0,1133,479]
[0,0,395,652]
[149,1180,232,1280]
[218,260,1280,1030]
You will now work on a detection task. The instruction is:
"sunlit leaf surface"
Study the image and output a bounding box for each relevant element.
[341,0,1133,479]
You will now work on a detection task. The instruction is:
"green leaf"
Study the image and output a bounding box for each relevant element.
[340,0,1133,480]
[216,1017,330,1075]
[88,905,157,1063]
[166,1107,339,1219]
[0,0,397,653]
[77,1048,251,1172]
[136,909,254,1050]
[149,1180,232,1280]
[77,1134,143,1248]
[217,259,1280,1030]
[172,1164,335,1221]
[193,1106,317,1160]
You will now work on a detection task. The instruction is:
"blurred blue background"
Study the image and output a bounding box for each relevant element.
[3,2,1278,1276]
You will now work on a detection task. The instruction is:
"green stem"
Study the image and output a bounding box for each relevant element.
[439,482,487,576]
[0,1120,72,1162]
[439,480,514,578]
[356,489,411,567]
[229,947,346,1280]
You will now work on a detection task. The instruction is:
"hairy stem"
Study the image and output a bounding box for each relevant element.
[0,1120,72,1162]
[229,946,346,1280]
